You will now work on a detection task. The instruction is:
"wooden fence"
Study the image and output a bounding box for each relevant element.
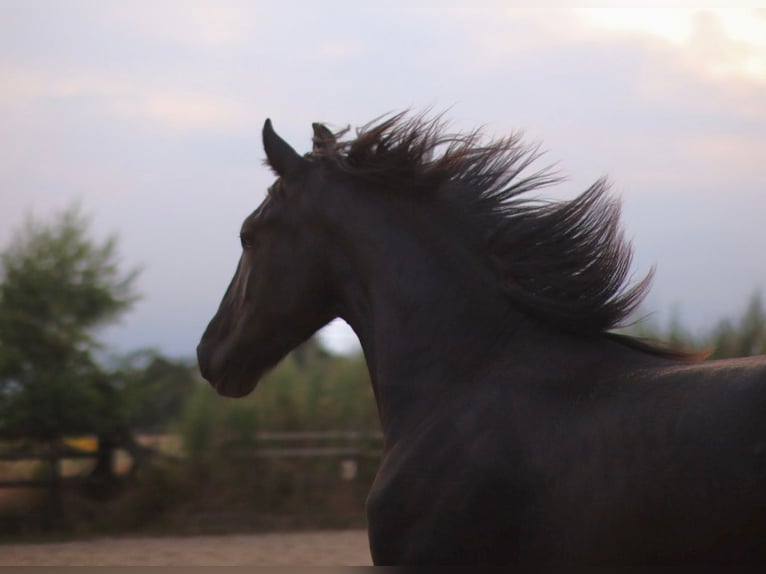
[0,431,385,490]
[0,443,96,489]
[221,430,384,460]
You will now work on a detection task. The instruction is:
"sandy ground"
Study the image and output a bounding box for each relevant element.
[0,529,372,566]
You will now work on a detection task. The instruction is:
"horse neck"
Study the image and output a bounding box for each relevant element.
[326,195,672,444]
[330,197,520,443]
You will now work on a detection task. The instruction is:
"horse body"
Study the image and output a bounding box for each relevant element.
[197,114,766,565]
[367,352,766,564]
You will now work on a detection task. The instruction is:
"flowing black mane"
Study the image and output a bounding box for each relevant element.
[311,113,653,335]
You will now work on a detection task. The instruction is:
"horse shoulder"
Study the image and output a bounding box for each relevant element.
[367,384,545,564]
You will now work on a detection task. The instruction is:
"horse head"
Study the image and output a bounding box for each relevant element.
[197,120,340,397]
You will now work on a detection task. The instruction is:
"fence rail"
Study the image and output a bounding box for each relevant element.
[0,443,96,490]
[0,431,384,489]
[222,430,383,459]
[0,448,97,462]
[0,477,90,489]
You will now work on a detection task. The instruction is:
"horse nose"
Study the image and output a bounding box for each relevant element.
[196,341,216,382]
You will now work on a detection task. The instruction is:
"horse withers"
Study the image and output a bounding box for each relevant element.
[197,113,766,565]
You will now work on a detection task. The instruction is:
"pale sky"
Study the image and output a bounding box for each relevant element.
[1,1,765,357]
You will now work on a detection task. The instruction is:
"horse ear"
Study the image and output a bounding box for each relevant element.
[263,119,305,177]
[312,122,336,155]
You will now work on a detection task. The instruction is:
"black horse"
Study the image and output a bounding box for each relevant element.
[197,113,766,565]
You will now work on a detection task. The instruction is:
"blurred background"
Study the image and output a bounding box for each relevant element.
[0,0,764,559]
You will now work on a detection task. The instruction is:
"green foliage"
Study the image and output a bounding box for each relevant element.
[175,338,378,456]
[628,291,766,359]
[707,292,766,359]
[0,205,139,441]
[0,206,137,353]
[115,350,199,433]
[175,383,218,456]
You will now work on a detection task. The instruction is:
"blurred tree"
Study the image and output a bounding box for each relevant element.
[0,206,139,486]
[708,292,766,359]
[115,350,198,434]
[624,291,766,360]
[175,337,378,457]
[90,351,200,480]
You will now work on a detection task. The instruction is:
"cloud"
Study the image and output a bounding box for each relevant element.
[116,93,254,132]
[575,7,766,83]
[102,0,257,47]
[1,1,765,356]
[0,65,257,133]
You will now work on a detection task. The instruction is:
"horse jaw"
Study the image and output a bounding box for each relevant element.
[197,331,264,398]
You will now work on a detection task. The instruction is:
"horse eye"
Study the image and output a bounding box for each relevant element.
[240,232,254,250]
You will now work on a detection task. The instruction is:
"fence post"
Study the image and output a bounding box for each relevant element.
[44,440,63,529]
